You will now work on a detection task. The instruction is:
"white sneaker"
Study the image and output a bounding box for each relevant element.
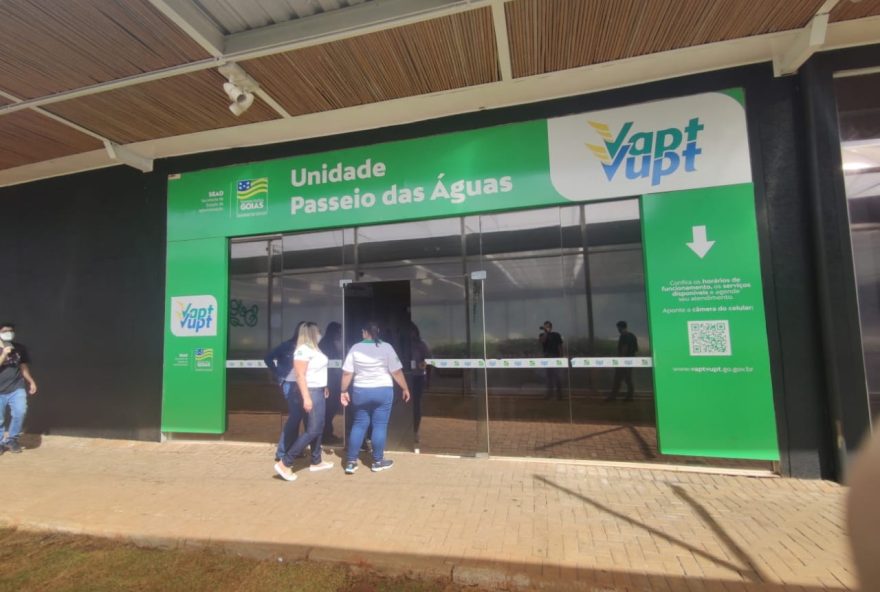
[309,461,334,472]
[274,461,297,481]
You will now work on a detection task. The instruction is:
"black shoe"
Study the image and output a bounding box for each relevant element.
[6,440,22,453]
[323,434,343,446]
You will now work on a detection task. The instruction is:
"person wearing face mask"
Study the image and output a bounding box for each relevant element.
[274,321,334,481]
[0,323,37,454]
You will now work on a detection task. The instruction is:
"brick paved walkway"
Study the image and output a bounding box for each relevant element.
[0,436,854,591]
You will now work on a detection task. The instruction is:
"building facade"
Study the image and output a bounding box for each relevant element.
[2,45,877,480]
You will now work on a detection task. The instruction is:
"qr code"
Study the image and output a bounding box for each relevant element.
[688,320,732,356]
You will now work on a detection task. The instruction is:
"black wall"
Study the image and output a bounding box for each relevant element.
[2,58,858,477]
[0,167,167,440]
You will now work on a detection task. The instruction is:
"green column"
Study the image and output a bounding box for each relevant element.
[641,184,779,460]
[161,238,228,433]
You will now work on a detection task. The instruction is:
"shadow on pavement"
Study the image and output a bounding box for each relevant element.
[534,474,768,585]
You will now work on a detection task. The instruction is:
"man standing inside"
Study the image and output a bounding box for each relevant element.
[0,323,37,454]
[608,320,638,401]
[539,321,565,400]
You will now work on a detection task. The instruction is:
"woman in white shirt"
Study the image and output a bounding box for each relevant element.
[340,321,410,474]
[274,322,334,481]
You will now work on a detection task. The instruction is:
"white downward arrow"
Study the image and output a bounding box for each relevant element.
[687,225,715,258]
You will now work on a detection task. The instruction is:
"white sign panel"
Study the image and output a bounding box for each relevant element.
[547,92,751,201]
[170,295,218,337]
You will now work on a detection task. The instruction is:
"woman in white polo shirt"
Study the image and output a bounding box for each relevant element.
[340,321,410,474]
[274,321,334,481]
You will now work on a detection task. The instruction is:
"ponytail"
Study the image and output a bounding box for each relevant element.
[363,321,382,346]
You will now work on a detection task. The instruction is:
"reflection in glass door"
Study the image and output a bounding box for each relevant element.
[226,237,286,443]
[341,275,488,457]
[835,71,880,423]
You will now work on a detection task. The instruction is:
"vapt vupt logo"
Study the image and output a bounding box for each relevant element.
[171,295,218,337]
[586,118,704,186]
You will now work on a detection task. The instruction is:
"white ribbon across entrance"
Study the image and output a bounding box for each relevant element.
[226,357,653,369]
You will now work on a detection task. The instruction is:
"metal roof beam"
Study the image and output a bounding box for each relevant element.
[147,0,226,57]
[773,0,840,76]
[491,0,513,81]
[103,141,154,173]
[223,0,477,57]
[0,0,486,118]
[0,88,154,173]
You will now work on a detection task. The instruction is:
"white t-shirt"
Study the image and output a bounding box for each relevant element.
[342,341,403,388]
[286,344,328,388]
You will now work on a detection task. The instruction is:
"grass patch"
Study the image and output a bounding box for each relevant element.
[0,528,482,592]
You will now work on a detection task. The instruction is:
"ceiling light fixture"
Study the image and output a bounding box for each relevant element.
[218,63,259,117]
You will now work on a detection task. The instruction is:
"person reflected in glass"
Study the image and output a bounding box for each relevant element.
[539,320,565,400]
[274,322,334,481]
[319,322,343,446]
[409,323,431,447]
[340,321,411,474]
[607,320,639,402]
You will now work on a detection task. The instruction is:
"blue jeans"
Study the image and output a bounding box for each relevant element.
[0,388,27,443]
[276,382,307,459]
[346,386,393,464]
[280,386,325,467]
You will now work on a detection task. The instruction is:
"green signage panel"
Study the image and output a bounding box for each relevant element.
[161,238,228,433]
[641,184,779,460]
[162,90,781,459]
[166,119,563,242]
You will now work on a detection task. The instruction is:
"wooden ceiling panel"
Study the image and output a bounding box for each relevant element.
[0,110,103,170]
[831,0,880,21]
[506,0,826,77]
[44,70,281,144]
[241,8,499,117]
[0,0,210,100]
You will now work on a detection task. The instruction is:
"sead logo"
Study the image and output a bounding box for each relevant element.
[236,178,269,217]
[171,295,218,337]
[586,118,703,187]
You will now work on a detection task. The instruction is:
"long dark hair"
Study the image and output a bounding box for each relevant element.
[319,321,342,356]
[362,321,382,346]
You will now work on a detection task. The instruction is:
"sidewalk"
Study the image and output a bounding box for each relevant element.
[0,436,855,591]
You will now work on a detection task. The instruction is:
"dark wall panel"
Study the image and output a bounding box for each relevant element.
[0,167,166,440]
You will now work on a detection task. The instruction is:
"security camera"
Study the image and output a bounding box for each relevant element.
[223,82,254,116]
[229,91,254,116]
[219,64,259,116]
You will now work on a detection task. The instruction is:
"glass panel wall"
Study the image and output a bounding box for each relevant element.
[225,203,774,467]
[227,238,284,443]
[571,200,657,461]
[835,71,880,423]
[474,208,574,456]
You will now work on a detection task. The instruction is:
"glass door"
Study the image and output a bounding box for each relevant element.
[341,274,488,457]
[835,71,880,424]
